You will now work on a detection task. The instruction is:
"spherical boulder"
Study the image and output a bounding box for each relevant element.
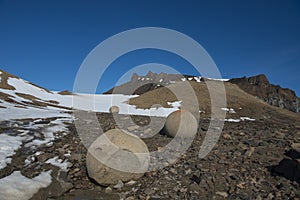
[164,110,198,138]
[109,106,119,114]
[86,129,149,186]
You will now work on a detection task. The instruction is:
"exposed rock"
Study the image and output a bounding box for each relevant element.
[86,129,150,186]
[230,74,300,113]
[113,180,124,189]
[216,191,229,198]
[271,158,300,183]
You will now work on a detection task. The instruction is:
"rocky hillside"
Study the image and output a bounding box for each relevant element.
[229,74,300,113]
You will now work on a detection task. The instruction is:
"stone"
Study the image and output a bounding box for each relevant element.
[216,191,229,198]
[164,110,198,138]
[125,180,137,186]
[127,125,140,132]
[223,133,232,140]
[109,106,119,114]
[245,147,255,157]
[105,187,112,193]
[37,153,55,163]
[113,180,124,189]
[291,143,300,154]
[86,129,150,186]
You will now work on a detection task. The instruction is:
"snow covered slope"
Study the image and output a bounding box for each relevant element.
[0,69,180,120]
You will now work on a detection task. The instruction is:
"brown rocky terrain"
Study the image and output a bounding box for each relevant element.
[1,111,299,199]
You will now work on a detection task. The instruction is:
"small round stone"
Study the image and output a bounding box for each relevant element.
[164,110,198,138]
[109,106,119,114]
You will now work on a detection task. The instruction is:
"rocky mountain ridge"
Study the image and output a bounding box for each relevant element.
[230,74,299,113]
[107,71,299,113]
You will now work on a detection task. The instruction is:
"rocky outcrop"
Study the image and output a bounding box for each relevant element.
[230,74,300,113]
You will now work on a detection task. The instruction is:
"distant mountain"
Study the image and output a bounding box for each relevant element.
[229,74,299,113]
[105,71,227,95]
[106,71,299,113]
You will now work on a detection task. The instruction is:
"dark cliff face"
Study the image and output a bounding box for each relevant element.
[230,74,299,113]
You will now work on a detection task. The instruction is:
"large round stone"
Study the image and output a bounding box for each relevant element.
[86,129,149,186]
[164,110,198,138]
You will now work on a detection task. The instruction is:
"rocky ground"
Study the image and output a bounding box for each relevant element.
[1,112,299,200]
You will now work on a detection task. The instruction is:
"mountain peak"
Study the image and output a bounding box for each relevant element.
[248,74,269,85]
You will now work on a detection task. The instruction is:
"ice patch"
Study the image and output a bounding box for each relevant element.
[0,170,52,200]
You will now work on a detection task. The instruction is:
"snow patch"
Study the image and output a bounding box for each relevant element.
[45,156,71,171]
[0,170,52,200]
[221,108,236,114]
[205,77,229,81]
[194,77,201,82]
[224,119,241,122]
[240,117,255,121]
[167,101,182,108]
[0,134,24,169]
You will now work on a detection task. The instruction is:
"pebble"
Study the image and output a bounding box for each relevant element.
[223,133,232,140]
[105,187,112,193]
[113,180,124,189]
[125,180,137,186]
[216,191,229,198]
[127,125,140,131]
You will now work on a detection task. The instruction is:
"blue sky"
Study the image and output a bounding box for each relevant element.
[0,0,299,95]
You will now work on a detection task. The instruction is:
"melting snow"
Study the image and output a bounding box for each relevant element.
[205,77,229,81]
[0,170,52,200]
[240,117,255,121]
[225,119,241,123]
[193,77,201,82]
[167,101,182,108]
[0,134,24,169]
[45,156,71,171]
[221,108,236,114]
[224,117,256,123]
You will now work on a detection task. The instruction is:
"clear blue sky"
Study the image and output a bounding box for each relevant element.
[0,0,299,95]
